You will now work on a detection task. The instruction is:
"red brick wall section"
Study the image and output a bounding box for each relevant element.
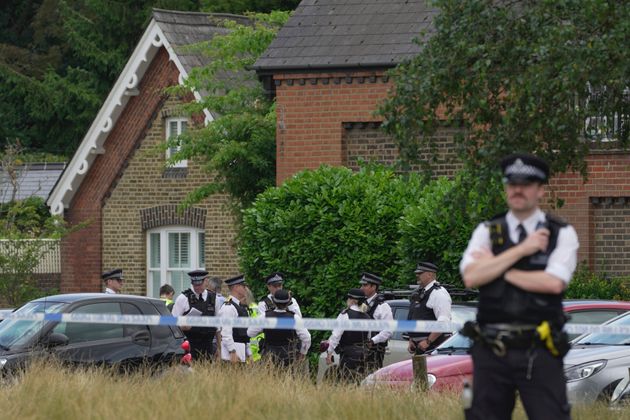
[274,71,393,184]
[62,48,179,293]
[548,151,630,274]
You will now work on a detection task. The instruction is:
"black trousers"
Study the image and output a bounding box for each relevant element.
[466,342,571,420]
[188,337,215,361]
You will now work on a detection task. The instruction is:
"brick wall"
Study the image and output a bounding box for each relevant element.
[548,151,630,275]
[62,47,239,294]
[102,93,239,295]
[274,71,462,183]
[342,123,462,177]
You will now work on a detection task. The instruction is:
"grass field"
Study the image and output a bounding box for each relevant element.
[0,360,628,420]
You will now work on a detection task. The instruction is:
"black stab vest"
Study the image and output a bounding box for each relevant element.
[477,213,567,326]
[182,289,217,339]
[407,283,440,339]
[337,309,371,349]
[264,310,298,346]
[224,299,250,343]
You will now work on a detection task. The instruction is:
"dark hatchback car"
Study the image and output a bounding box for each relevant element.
[0,294,185,374]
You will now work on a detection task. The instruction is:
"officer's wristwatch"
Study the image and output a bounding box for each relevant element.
[229,349,236,354]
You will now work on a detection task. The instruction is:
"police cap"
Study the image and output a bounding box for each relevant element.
[225,274,247,287]
[265,272,284,285]
[102,268,123,281]
[346,288,366,300]
[500,153,549,184]
[187,269,209,284]
[359,272,382,286]
[272,289,291,305]
[414,262,438,274]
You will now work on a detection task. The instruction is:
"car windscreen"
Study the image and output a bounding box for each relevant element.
[0,301,67,350]
[435,333,473,352]
[573,313,630,346]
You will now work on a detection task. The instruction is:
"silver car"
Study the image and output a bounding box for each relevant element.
[316,300,477,384]
[565,311,630,403]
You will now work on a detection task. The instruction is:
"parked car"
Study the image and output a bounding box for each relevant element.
[362,300,630,391]
[565,310,630,403]
[0,309,13,323]
[316,299,477,384]
[0,293,186,375]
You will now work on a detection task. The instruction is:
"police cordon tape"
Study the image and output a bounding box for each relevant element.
[1,311,630,335]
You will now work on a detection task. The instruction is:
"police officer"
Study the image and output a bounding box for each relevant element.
[325,288,371,383]
[218,274,251,364]
[258,272,302,317]
[171,270,221,361]
[247,289,311,367]
[358,272,393,371]
[407,262,452,354]
[159,284,175,311]
[102,268,123,294]
[460,153,579,420]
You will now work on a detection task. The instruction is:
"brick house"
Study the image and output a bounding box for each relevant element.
[254,0,630,276]
[47,10,246,296]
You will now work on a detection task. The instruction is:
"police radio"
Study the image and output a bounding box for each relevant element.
[529,220,549,265]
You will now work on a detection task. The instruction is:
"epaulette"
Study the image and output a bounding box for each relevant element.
[545,213,568,228]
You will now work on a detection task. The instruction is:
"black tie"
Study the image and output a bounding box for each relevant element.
[517,224,527,243]
[199,293,203,301]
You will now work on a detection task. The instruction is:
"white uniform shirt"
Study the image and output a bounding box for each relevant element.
[422,280,452,322]
[218,295,251,362]
[365,294,393,344]
[459,208,579,284]
[171,287,222,317]
[246,309,311,354]
[104,287,117,294]
[258,294,302,318]
[326,304,365,354]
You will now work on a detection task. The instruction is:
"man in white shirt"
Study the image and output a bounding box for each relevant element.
[218,274,251,364]
[258,272,302,317]
[247,289,311,367]
[171,270,222,360]
[460,153,578,420]
[358,272,393,370]
[102,268,123,294]
[407,262,452,353]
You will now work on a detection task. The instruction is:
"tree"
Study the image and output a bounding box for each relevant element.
[0,143,72,305]
[169,11,289,210]
[380,0,629,178]
[0,0,202,156]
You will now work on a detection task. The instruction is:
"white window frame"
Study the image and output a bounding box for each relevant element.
[166,117,188,168]
[146,226,205,298]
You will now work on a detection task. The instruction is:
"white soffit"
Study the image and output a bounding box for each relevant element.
[47,19,213,215]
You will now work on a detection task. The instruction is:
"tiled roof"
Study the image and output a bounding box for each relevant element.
[253,0,437,72]
[0,163,65,204]
[152,9,251,75]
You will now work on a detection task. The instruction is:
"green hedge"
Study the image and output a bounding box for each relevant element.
[239,164,424,317]
[397,172,506,286]
[565,264,630,301]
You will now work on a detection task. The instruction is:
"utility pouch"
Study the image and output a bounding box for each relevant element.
[460,321,481,340]
[551,329,570,358]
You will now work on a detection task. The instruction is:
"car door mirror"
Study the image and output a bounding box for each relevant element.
[131,330,150,346]
[44,332,69,348]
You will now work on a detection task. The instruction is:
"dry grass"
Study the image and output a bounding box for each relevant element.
[0,360,628,420]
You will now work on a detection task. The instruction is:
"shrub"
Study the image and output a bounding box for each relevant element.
[397,171,506,287]
[565,264,630,301]
[239,164,425,317]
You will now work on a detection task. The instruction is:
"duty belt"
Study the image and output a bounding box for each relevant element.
[479,323,539,356]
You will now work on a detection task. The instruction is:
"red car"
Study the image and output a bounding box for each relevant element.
[361,300,630,391]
